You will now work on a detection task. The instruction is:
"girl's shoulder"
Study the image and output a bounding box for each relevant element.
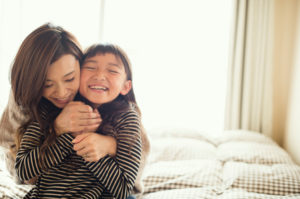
[112,105,140,125]
[100,106,140,137]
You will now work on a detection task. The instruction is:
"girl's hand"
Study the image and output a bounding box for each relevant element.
[72,132,117,162]
[54,101,102,136]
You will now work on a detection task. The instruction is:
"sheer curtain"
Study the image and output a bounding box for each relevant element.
[224,0,274,136]
[225,0,299,145]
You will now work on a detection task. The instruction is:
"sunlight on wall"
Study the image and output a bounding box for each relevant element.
[0,0,233,134]
[102,0,233,133]
[0,0,102,115]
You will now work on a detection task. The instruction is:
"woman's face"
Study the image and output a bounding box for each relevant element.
[79,53,131,107]
[42,54,80,108]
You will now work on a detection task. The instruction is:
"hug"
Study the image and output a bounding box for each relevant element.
[0,23,150,199]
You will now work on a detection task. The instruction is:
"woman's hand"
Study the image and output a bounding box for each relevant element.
[54,101,102,136]
[72,132,117,162]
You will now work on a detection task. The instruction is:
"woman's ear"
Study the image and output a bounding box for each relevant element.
[120,80,132,95]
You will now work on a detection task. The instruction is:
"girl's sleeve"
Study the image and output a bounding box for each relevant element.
[15,121,74,181]
[86,110,142,199]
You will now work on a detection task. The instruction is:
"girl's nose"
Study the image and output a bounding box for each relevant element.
[94,70,106,81]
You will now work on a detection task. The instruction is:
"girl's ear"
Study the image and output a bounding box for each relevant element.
[120,80,132,95]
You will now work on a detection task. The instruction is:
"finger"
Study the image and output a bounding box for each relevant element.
[76,146,91,156]
[68,101,85,106]
[79,112,101,120]
[77,105,93,113]
[73,118,101,128]
[80,119,102,127]
[73,141,87,151]
[93,108,100,115]
[84,152,98,162]
[72,132,92,144]
[70,126,90,134]
[83,124,101,132]
[84,156,96,162]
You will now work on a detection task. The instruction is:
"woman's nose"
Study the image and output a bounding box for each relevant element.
[56,85,68,98]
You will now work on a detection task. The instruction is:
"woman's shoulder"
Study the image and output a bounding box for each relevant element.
[38,97,60,120]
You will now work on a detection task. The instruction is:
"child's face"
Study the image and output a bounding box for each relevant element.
[79,53,131,107]
[42,54,80,108]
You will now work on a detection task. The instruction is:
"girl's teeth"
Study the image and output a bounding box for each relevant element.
[90,86,107,90]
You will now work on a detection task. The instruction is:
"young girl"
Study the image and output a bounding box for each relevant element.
[77,44,150,198]
[15,42,149,198]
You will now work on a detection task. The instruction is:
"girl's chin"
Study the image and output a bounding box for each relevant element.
[88,100,102,108]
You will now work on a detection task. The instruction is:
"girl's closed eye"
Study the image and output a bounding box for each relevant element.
[108,69,119,74]
[83,65,96,70]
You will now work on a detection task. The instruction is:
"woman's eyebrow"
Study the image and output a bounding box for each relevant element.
[64,71,75,77]
[45,71,75,82]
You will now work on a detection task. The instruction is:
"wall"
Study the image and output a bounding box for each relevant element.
[272,0,298,146]
[284,1,300,165]
[0,0,102,116]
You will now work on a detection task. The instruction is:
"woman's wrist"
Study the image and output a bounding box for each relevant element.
[54,119,64,136]
[106,136,117,157]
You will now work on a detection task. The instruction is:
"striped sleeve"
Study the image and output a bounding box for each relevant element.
[86,110,142,199]
[15,121,74,181]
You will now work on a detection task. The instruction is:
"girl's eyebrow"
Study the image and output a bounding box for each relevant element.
[84,60,97,64]
[107,62,121,68]
[46,71,75,82]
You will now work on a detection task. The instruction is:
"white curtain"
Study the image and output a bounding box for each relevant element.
[224,0,274,136]
[225,0,299,146]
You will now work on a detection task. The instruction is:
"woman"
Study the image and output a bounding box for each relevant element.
[0,23,116,185]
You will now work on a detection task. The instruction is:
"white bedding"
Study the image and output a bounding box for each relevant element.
[1,129,300,198]
[141,129,300,198]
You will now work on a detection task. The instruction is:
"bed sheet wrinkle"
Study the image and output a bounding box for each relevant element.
[140,129,300,199]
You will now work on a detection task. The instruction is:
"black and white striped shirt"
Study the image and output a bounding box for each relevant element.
[15,99,142,199]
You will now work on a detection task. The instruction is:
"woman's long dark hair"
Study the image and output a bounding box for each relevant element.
[11,23,83,168]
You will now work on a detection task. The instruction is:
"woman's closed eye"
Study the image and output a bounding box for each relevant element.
[44,84,53,88]
[65,77,75,82]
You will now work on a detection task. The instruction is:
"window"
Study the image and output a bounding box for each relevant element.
[0,0,233,133]
[102,0,233,133]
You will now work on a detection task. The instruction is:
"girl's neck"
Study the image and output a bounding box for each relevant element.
[91,103,101,109]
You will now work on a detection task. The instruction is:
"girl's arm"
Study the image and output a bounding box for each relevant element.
[85,110,142,199]
[72,132,117,162]
[15,121,74,182]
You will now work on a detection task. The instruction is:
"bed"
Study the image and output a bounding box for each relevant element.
[1,129,300,198]
[141,129,300,199]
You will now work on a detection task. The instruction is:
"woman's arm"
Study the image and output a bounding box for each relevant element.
[15,121,74,181]
[54,101,101,135]
[85,110,142,199]
[55,101,116,162]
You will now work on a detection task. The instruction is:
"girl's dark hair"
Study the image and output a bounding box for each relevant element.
[81,44,144,137]
[82,44,137,108]
[12,23,83,167]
